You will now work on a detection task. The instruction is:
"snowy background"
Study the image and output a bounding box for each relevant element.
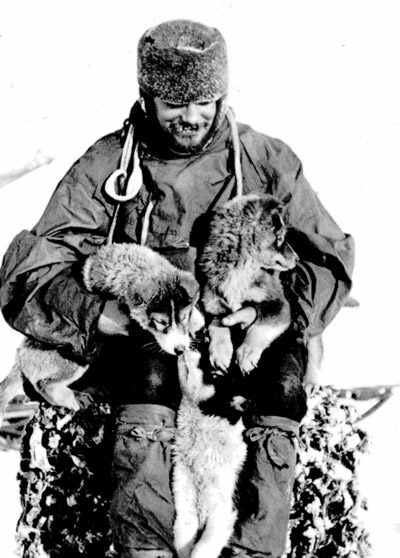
[1,0,399,556]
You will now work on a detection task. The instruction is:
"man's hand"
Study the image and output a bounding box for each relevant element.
[222,306,257,329]
[98,300,130,336]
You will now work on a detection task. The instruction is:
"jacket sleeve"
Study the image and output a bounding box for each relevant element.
[265,140,355,338]
[0,138,120,361]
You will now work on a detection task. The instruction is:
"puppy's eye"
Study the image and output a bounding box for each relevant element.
[150,314,169,329]
[153,318,168,326]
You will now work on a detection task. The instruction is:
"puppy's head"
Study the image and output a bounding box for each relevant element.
[83,243,204,355]
[138,272,203,356]
[246,194,298,271]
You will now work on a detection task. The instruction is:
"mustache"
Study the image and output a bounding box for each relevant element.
[169,120,207,134]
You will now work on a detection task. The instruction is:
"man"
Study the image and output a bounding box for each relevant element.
[0,19,354,558]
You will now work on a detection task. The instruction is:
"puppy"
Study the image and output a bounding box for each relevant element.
[171,194,297,557]
[198,193,298,374]
[0,243,202,423]
[173,347,247,558]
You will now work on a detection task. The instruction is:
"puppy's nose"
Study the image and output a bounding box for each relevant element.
[174,345,186,356]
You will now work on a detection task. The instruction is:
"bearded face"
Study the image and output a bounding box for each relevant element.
[152,98,218,153]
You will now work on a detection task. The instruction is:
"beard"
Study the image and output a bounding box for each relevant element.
[141,96,225,155]
[164,120,215,153]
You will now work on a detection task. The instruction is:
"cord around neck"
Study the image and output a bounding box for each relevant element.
[105,103,243,245]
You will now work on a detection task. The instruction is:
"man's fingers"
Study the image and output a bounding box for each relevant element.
[222,307,257,328]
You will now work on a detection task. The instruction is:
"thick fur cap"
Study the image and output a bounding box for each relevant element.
[83,243,199,307]
[137,19,228,104]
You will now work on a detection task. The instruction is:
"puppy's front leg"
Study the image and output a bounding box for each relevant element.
[208,320,234,374]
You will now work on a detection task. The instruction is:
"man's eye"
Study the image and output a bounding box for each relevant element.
[165,102,185,109]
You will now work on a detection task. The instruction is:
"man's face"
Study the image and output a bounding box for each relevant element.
[153,98,217,152]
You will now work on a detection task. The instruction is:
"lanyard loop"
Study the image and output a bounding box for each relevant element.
[106,106,244,245]
[105,122,144,244]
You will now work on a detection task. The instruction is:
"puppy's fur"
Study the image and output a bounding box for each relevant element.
[198,193,298,374]
[171,194,297,558]
[173,348,247,558]
[0,243,202,423]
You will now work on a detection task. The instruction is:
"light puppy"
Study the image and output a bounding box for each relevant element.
[173,348,247,558]
[0,243,201,423]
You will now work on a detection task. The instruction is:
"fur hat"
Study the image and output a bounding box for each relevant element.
[137,19,228,104]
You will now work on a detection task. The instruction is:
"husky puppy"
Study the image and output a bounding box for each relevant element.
[198,193,298,375]
[0,243,202,422]
[173,348,247,558]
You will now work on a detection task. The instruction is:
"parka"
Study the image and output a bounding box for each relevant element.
[0,109,355,363]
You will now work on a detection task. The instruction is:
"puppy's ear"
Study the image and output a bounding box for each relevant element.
[179,272,200,301]
[124,282,154,307]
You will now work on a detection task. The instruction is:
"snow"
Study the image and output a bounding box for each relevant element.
[1,0,399,556]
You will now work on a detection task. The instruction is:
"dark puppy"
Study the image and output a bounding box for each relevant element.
[198,193,298,375]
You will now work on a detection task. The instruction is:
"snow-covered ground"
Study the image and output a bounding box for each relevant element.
[1,1,399,556]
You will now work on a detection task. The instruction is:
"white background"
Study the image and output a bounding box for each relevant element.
[1,1,399,556]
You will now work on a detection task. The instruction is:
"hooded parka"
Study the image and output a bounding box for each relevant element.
[0,108,355,558]
[0,111,354,364]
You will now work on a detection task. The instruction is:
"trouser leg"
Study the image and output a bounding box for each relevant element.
[229,416,299,558]
[109,404,177,558]
[228,334,307,558]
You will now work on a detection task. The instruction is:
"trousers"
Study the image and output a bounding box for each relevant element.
[109,335,307,558]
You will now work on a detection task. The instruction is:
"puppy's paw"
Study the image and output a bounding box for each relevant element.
[236,343,263,375]
[209,341,234,373]
[208,325,234,373]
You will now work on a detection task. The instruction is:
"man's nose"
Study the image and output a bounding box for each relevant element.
[182,103,201,125]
